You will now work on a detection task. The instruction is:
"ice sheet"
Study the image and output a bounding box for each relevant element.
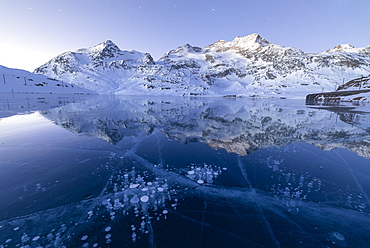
[0,94,369,247]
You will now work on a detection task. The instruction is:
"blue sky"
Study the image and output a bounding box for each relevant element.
[1,0,369,71]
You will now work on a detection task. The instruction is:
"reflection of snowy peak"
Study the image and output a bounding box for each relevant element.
[41,97,370,158]
[34,34,370,97]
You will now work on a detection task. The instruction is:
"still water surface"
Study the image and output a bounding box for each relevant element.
[0,94,370,247]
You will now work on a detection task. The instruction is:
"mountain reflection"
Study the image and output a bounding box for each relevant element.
[40,95,370,157]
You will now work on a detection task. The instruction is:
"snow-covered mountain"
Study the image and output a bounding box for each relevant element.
[34,34,370,97]
[0,65,94,94]
[34,40,155,94]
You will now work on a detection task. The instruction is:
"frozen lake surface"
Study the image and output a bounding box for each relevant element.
[1,93,370,247]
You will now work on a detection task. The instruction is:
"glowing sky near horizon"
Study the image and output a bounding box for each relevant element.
[0,0,369,71]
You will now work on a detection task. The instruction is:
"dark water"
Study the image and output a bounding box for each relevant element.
[1,93,370,248]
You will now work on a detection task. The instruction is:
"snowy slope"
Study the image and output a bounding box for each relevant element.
[0,65,94,94]
[34,34,370,97]
[306,74,370,102]
[338,74,370,91]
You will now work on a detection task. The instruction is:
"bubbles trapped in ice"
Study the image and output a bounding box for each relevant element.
[81,235,88,241]
[96,167,175,242]
[32,235,40,241]
[129,183,140,188]
[2,162,210,247]
[267,157,324,202]
[87,210,94,219]
[140,195,149,202]
[185,163,222,184]
[130,195,140,204]
[0,167,175,247]
[21,233,30,242]
[329,232,347,247]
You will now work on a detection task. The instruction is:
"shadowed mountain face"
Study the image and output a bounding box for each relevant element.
[39,95,370,158]
[34,34,370,97]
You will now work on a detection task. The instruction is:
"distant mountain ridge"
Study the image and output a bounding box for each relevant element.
[33,33,370,97]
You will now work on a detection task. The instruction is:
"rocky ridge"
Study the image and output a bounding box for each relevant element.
[34,34,370,97]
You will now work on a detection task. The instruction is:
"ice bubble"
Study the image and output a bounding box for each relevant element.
[129,184,140,188]
[105,234,112,239]
[141,187,149,191]
[130,195,140,204]
[105,226,111,232]
[157,187,164,192]
[82,242,89,247]
[140,195,149,203]
[187,170,195,175]
[32,236,40,241]
[81,235,88,241]
[106,239,112,244]
[147,182,153,186]
[21,234,30,243]
[329,232,347,247]
[163,210,168,214]
[197,179,204,184]
[5,239,11,243]
[13,227,19,231]
[333,232,345,241]
[93,243,98,247]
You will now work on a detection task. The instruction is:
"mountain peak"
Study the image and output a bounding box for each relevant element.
[75,40,122,60]
[92,40,120,52]
[160,43,202,60]
[102,40,116,46]
[229,33,271,49]
[326,44,355,53]
[205,33,271,52]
